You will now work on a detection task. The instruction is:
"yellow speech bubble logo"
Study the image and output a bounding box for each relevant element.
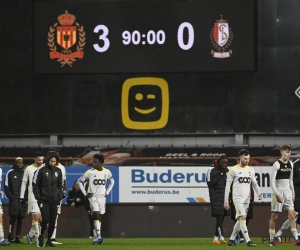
[121,77,169,130]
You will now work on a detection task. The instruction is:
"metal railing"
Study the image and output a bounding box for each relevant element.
[1,156,298,166]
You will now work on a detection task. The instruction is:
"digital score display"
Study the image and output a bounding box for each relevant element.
[35,0,256,73]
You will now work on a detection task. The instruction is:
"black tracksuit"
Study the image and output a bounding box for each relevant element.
[32,166,63,205]
[32,152,63,242]
[4,165,27,240]
[5,165,26,217]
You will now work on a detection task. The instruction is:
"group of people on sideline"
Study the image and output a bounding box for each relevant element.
[1,144,299,247]
[0,151,114,247]
[207,145,300,247]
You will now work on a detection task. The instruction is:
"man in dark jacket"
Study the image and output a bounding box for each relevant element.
[32,151,63,247]
[206,155,229,244]
[4,157,27,243]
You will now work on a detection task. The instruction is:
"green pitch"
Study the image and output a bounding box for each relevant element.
[5,238,296,249]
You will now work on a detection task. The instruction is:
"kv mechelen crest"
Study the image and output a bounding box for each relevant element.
[48,10,86,67]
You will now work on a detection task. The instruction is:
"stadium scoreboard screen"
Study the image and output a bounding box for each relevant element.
[35,0,256,73]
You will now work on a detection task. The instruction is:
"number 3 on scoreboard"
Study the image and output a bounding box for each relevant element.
[93,25,110,52]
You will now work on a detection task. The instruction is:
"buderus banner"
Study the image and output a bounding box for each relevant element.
[0,165,272,204]
[120,166,207,203]
[118,166,272,203]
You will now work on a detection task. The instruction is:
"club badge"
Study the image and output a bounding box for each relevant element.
[48,10,86,67]
[210,16,233,58]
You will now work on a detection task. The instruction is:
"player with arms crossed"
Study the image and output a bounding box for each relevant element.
[268,144,300,246]
[224,149,262,247]
[20,151,44,245]
[77,153,114,245]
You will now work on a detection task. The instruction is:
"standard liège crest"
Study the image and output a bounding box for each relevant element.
[48,10,86,67]
[210,16,233,58]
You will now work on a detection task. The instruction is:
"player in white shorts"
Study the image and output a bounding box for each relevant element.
[268,144,300,246]
[224,149,262,247]
[50,159,66,245]
[78,153,114,245]
[275,159,300,241]
[20,151,44,245]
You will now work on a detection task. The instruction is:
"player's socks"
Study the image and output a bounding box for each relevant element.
[274,229,282,237]
[274,219,291,240]
[291,228,298,240]
[94,220,101,238]
[213,236,218,241]
[275,219,290,236]
[229,221,240,240]
[239,220,250,242]
[269,228,275,242]
[281,219,291,230]
[34,221,40,239]
[29,220,39,238]
[28,228,35,237]
[34,223,41,241]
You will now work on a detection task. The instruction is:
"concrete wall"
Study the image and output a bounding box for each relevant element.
[3,204,288,239]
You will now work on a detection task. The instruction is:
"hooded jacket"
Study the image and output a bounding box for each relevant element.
[206,159,228,207]
[32,151,63,205]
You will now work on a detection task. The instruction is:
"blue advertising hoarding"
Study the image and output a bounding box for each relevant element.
[0,164,272,204]
[0,166,119,204]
